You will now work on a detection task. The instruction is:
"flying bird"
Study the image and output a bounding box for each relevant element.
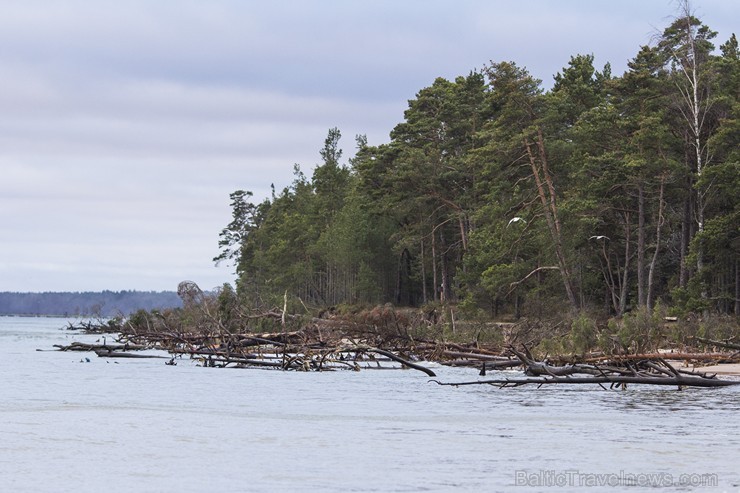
[589,235,609,240]
[507,217,526,227]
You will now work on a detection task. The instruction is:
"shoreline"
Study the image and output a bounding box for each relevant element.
[673,362,740,377]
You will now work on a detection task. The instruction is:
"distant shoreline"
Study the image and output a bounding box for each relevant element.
[0,291,182,318]
[0,313,80,318]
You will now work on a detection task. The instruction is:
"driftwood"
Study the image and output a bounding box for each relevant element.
[84,303,497,374]
[431,345,740,390]
[55,340,167,359]
[64,320,120,334]
[54,341,147,352]
[167,344,436,375]
[94,349,169,359]
[356,347,436,377]
[432,374,740,388]
[53,309,739,384]
[692,336,740,352]
[234,331,304,347]
[194,355,284,368]
[444,359,520,370]
[583,352,740,362]
[440,350,513,362]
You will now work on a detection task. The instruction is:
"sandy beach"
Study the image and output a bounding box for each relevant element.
[674,362,740,377]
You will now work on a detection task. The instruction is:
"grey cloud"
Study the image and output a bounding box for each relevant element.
[1,0,736,292]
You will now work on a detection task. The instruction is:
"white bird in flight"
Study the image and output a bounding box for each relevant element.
[507,217,526,227]
[589,235,609,240]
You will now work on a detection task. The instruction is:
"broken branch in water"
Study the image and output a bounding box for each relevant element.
[431,374,740,388]
[431,345,740,389]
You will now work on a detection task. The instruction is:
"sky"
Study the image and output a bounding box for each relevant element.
[1,0,737,293]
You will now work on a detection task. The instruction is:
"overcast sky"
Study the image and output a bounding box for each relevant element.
[0,0,737,293]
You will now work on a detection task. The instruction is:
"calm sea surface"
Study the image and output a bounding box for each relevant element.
[1,316,739,493]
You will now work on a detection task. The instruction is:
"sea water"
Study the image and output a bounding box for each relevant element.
[1,316,738,493]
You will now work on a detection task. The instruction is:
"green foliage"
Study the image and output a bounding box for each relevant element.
[214,190,264,269]
[695,315,740,341]
[215,283,239,332]
[128,308,153,330]
[537,337,569,359]
[607,306,666,354]
[568,313,599,355]
[214,5,738,328]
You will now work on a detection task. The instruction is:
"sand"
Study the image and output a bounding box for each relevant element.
[673,361,740,377]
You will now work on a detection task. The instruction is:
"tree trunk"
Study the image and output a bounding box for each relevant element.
[671,5,710,303]
[420,238,428,304]
[524,131,579,311]
[432,229,438,302]
[440,230,450,302]
[646,177,666,312]
[619,215,631,316]
[637,183,646,306]
[735,258,740,316]
[679,176,693,288]
[458,214,468,252]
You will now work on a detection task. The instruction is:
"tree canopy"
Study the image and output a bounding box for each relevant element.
[216,6,738,320]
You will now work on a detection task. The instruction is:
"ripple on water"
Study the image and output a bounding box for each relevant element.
[1,317,739,492]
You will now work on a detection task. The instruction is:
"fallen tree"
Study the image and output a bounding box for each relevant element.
[54,341,147,352]
[51,296,739,384]
[431,345,740,389]
[94,349,169,359]
[431,374,740,388]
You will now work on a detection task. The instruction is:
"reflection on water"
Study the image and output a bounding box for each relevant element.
[1,316,739,492]
[614,386,739,411]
